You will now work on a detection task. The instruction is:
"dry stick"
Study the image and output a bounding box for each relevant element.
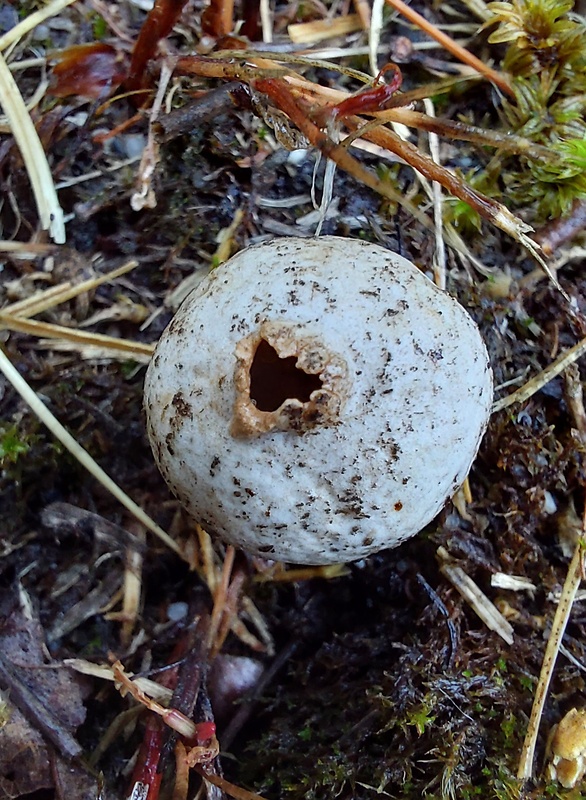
[517,536,586,780]
[384,0,513,96]
[0,348,184,560]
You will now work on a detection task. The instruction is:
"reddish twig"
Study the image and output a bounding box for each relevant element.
[254,77,410,207]
[201,0,235,37]
[128,716,166,800]
[533,199,586,257]
[125,0,189,92]
[315,63,403,123]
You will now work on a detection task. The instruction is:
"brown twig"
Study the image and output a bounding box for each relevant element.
[533,199,586,257]
[125,0,189,92]
[196,767,268,800]
[201,0,235,37]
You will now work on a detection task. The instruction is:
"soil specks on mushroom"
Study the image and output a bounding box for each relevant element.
[144,236,493,564]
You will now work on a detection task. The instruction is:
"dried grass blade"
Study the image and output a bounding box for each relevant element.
[3,259,139,319]
[0,51,65,243]
[438,547,514,644]
[517,537,586,780]
[0,348,184,560]
[493,335,586,413]
[0,0,77,51]
[0,315,154,359]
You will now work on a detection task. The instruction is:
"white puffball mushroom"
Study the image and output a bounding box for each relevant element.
[144,236,492,565]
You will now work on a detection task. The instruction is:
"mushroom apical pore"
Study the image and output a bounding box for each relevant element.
[144,236,492,564]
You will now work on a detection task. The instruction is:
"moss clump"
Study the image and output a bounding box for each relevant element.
[237,574,533,800]
[485,0,586,218]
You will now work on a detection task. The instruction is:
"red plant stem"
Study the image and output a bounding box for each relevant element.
[126,0,189,92]
[384,0,514,97]
[126,635,188,800]
[328,63,402,119]
[534,199,586,256]
[201,0,235,37]
[174,58,526,239]
[254,78,408,206]
[343,113,521,233]
[128,718,165,800]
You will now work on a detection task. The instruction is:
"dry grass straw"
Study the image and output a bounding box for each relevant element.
[437,546,515,645]
[0,0,74,242]
[0,259,154,361]
[0,51,65,243]
[0,0,77,52]
[0,259,182,558]
[0,347,184,559]
[493,335,586,413]
[288,14,363,44]
[517,536,586,780]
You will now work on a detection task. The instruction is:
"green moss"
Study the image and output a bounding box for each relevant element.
[91,13,108,39]
[0,424,33,465]
[480,0,586,219]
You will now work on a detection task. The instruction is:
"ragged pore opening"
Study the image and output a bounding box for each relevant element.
[249,339,322,412]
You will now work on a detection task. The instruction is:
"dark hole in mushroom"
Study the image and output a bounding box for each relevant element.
[249,339,322,412]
